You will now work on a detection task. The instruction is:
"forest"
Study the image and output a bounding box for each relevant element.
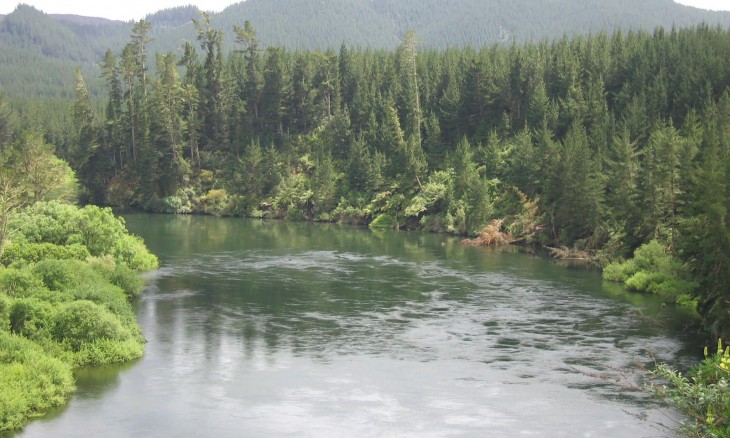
[2,0,730,98]
[60,17,730,340]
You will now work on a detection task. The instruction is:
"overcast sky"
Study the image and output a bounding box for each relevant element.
[674,0,730,10]
[1,0,729,21]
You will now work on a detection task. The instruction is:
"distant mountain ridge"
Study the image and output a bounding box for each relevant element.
[49,14,121,26]
[1,0,730,97]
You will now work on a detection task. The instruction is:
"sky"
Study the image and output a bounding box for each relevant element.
[0,0,729,20]
[674,0,730,10]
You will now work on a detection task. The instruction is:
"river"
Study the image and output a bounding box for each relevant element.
[7,214,703,437]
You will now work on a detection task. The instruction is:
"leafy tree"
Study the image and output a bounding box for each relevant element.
[0,133,76,256]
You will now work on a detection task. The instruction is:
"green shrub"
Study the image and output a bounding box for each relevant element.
[87,257,144,299]
[66,281,135,325]
[51,301,130,351]
[8,298,55,339]
[625,271,658,291]
[69,205,128,256]
[31,259,86,292]
[0,294,9,332]
[0,267,46,298]
[143,194,191,214]
[1,242,90,266]
[602,240,697,303]
[602,259,636,282]
[332,197,370,225]
[369,213,398,229]
[72,338,144,367]
[0,202,155,430]
[112,235,159,272]
[200,188,233,216]
[0,331,75,431]
[8,201,158,273]
[651,339,730,437]
[7,201,79,246]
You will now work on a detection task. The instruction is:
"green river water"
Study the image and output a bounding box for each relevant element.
[8,214,704,437]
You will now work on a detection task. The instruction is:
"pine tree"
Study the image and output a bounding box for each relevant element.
[679,96,730,338]
[100,50,124,172]
[194,12,227,152]
[71,69,109,203]
[234,20,263,144]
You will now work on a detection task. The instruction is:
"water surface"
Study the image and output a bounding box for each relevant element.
[9,215,702,437]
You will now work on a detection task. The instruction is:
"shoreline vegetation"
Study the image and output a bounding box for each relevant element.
[0,203,158,431]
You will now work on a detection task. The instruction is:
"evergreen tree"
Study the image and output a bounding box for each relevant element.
[546,124,604,245]
[679,96,730,338]
[234,20,263,144]
[194,12,227,152]
[151,52,188,197]
[71,69,107,203]
[100,50,124,172]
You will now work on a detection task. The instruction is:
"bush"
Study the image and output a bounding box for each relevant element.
[8,298,55,339]
[31,259,86,292]
[602,240,697,303]
[332,197,370,225]
[0,331,75,431]
[0,267,46,298]
[602,259,636,282]
[200,189,232,216]
[369,213,398,229]
[0,202,156,430]
[651,339,730,437]
[72,338,144,367]
[7,201,80,246]
[1,242,90,266]
[8,201,158,271]
[112,235,159,272]
[0,294,9,332]
[67,281,136,326]
[51,301,130,352]
[87,257,144,299]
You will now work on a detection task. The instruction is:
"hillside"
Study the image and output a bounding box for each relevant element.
[211,0,730,49]
[1,0,730,98]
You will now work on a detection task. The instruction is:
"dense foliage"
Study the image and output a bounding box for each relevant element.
[0,201,158,431]
[0,96,158,431]
[2,0,730,99]
[62,19,730,337]
[651,339,730,436]
[603,240,698,306]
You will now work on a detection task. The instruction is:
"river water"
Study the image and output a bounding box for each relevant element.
[8,215,703,437]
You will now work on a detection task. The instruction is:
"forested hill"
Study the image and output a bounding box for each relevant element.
[2,0,730,97]
[216,0,730,49]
